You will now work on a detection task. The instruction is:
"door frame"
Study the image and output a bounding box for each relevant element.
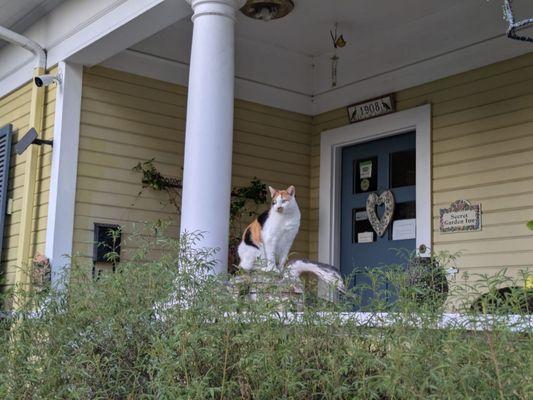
[318,104,431,267]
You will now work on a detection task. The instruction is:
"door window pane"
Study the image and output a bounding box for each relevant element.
[394,201,416,220]
[390,149,415,188]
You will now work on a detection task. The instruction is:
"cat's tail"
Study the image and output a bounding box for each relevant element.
[287,260,346,293]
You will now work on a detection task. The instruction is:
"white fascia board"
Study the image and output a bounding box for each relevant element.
[0,0,191,98]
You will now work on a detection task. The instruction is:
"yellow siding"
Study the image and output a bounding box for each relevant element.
[311,52,533,278]
[73,66,312,264]
[0,71,56,289]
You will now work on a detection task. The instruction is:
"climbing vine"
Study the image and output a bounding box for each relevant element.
[228,177,269,272]
[132,159,182,212]
[132,159,267,272]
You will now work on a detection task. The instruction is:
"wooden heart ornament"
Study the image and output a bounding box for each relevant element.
[366,190,395,237]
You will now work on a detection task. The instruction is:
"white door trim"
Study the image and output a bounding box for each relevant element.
[318,104,432,267]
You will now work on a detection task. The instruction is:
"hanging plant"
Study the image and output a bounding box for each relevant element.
[132,159,182,212]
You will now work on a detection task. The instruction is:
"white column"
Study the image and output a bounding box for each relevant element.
[181,0,243,274]
[45,62,83,290]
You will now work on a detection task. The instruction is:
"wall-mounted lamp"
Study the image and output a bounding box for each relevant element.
[14,127,53,155]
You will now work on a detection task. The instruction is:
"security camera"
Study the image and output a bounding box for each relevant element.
[34,74,61,88]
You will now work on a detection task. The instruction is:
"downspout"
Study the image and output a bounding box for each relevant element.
[0,27,46,309]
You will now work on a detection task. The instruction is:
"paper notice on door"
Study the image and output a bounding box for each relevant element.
[358,231,374,243]
[359,160,372,179]
[355,211,368,221]
[392,219,416,241]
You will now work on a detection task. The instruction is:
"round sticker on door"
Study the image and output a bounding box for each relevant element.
[360,179,370,192]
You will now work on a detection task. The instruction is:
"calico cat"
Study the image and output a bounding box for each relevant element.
[237,185,346,294]
[238,185,300,272]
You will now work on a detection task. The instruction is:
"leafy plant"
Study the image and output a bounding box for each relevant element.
[96,226,122,269]
[132,158,182,212]
[401,252,453,311]
[228,177,268,271]
[527,220,533,230]
[230,177,268,220]
[1,228,531,399]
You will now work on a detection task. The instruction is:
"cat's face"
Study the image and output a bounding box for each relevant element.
[269,185,296,213]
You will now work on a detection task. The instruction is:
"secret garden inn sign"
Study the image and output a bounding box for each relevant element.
[439,200,482,233]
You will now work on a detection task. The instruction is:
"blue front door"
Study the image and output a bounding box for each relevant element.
[340,132,416,306]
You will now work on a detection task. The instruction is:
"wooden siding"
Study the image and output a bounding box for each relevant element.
[310,52,533,278]
[73,66,312,265]
[0,74,55,288]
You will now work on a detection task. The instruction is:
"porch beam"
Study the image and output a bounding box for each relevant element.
[180,0,244,274]
[45,62,83,290]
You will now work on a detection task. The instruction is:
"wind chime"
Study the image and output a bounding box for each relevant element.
[503,0,533,42]
[330,23,347,87]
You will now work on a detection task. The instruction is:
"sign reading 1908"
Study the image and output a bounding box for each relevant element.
[347,94,395,124]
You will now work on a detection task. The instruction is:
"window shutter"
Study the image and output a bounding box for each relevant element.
[0,124,12,260]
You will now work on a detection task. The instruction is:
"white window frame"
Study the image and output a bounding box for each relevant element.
[318,104,432,267]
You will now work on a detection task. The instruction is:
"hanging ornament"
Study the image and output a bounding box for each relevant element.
[329,23,347,88]
[331,54,339,87]
[503,0,533,43]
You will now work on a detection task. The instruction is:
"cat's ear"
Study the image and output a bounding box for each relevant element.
[268,186,277,198]
[287,185,296,196]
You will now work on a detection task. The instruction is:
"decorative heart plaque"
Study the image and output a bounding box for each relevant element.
[366,190,395,237]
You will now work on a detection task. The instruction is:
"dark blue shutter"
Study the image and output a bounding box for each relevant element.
[0,124,12,260]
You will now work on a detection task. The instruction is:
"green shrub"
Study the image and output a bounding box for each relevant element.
[0,228,531,399]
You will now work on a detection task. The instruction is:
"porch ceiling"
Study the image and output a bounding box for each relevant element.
[118,0,533,114]
[0,0,66,37]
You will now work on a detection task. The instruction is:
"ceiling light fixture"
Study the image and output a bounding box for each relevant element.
[241,0,294,21]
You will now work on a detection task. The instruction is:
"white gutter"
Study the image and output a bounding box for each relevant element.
[0,26,46,69]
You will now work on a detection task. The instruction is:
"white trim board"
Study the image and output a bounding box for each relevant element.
[318,104,432,267]
[45,62,83,291]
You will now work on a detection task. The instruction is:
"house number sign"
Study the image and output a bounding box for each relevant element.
[439,200,482,233]
[347,94,395,123]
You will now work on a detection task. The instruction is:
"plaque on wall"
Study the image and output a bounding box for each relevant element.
[439,200,481,233]
[346,94,395,124]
